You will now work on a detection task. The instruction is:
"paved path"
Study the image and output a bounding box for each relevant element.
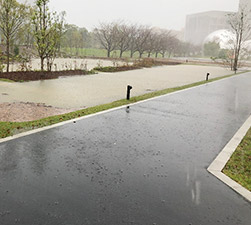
[0,72,251,225]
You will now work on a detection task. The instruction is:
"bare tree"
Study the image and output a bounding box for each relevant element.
[158,30,174,58]
[0,0,26,72]
[165,34,179,58]
[135,26,152,58]
[152,29,174,58]
[145,29,157,58]
[116,23,131,58]
[127,24,138,58]
[94,22,119,58]
[153,32,162,58]
[227,7,251,72]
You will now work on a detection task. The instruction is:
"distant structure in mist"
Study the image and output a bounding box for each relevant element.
[203,29,235,49]
[185,0,251,46]
[185,11,232,46]
[239,0,251,21]
[239,0,251,10]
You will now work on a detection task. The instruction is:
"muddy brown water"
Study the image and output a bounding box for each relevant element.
[0,65,232,108]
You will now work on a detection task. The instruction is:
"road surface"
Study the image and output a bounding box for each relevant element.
[0,72,251,225]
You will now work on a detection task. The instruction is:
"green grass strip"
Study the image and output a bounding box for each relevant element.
[0,78,15,83]
[0,71,246,139]
[223,128,251,191]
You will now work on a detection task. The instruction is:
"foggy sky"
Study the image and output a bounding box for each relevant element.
[23,0,240,31]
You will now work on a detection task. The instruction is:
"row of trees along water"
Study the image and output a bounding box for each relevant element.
[93,22,199,59]
[0,0,200,72]
[0,0,249,72]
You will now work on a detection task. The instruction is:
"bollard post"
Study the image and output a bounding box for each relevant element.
[206,73,210,81]
[126,85,133,100]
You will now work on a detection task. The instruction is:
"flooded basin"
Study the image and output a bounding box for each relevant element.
[0,65,233,108]
[7,58,126,72]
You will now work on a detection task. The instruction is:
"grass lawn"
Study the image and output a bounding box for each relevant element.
[0,72,243,140]
[223,128,251,191]
[0,78,15,82]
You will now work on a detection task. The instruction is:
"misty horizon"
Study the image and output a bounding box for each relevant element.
[19,0,240,31]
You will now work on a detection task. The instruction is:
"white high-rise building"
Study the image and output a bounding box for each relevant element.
[185,0,251,46]
[239,0,251,23]
[185,11,232,45]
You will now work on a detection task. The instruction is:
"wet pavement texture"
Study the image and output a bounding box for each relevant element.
[0,73,251,225]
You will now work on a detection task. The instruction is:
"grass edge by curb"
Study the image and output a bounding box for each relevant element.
[223,127,251,191]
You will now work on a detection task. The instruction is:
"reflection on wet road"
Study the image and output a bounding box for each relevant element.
[0,72,251,225]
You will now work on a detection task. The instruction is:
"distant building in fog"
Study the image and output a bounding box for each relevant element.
[239,0,251,10]
[239,0,251,24]
[185,0,251,46]
[185,11,232,46]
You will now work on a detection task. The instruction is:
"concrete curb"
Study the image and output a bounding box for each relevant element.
[207,115,251,202]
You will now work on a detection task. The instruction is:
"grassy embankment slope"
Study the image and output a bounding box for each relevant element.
[223,128,251,191]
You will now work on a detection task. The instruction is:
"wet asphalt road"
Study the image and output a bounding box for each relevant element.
[0,73,251,225]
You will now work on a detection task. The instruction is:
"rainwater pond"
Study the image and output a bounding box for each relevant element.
[0,65,232,109]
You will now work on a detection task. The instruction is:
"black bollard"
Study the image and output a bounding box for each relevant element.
[206,73,210,81]
[126,85,133,100]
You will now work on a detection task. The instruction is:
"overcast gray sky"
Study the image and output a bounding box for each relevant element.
[29,0,240,31]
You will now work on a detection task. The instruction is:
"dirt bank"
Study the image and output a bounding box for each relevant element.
[0,70,90,82]
[0,102,78,122]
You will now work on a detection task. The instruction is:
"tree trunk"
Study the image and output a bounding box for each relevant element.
[155,52,158,58]
[120,50,123,58]
[233,57,238,73]
[6,37,10,72]
[107,50,110,58]
[139,52,143,58]
[148,52,151,58]
[41,57,44,71]
[47,58,51,71]
[130,51,134,58]
[234,43,241,72]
